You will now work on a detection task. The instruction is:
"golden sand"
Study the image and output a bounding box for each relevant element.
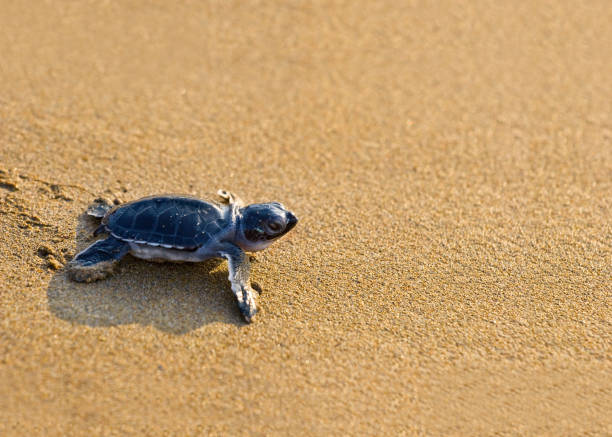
[0,1,610,435]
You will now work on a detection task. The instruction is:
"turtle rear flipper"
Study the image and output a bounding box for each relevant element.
[67,236,130,283]
[87,198,114,218]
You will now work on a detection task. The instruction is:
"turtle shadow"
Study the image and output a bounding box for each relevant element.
[46,212,247,334]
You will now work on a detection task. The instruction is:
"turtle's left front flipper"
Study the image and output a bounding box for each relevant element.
[218,244,257,322]
[216,189,245,207]
[67,236,130,283]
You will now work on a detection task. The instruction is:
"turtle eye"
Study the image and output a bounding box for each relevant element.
[268,222,282,232]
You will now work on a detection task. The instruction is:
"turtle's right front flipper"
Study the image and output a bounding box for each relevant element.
[67,236,130,283]
[218,243,257,323]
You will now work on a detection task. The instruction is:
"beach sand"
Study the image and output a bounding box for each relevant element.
[0,1,610,435]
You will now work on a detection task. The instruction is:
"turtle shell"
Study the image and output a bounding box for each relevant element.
[102,196,226,250]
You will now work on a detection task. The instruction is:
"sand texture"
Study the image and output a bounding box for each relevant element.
[0,1,611,435]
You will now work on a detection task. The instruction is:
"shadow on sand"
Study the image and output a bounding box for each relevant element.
[47,212,246,334]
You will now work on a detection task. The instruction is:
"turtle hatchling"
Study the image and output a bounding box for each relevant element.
[67,190,298,322]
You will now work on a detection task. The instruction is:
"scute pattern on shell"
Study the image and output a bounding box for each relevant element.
[103,196,224,250]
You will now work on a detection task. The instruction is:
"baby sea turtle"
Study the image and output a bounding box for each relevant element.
[67,190,298,322]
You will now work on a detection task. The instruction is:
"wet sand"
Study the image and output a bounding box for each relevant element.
[0,1,610,435]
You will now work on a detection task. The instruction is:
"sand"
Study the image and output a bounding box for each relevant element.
[0,1,610,435]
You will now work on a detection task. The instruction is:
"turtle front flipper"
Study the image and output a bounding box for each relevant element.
[216,189,245,207]
[218,243,257,322]
[67,236,130,283]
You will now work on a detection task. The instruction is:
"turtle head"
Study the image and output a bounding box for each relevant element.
[236,202,298,251]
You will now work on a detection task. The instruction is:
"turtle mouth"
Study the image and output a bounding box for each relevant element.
[285,212,298,232]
